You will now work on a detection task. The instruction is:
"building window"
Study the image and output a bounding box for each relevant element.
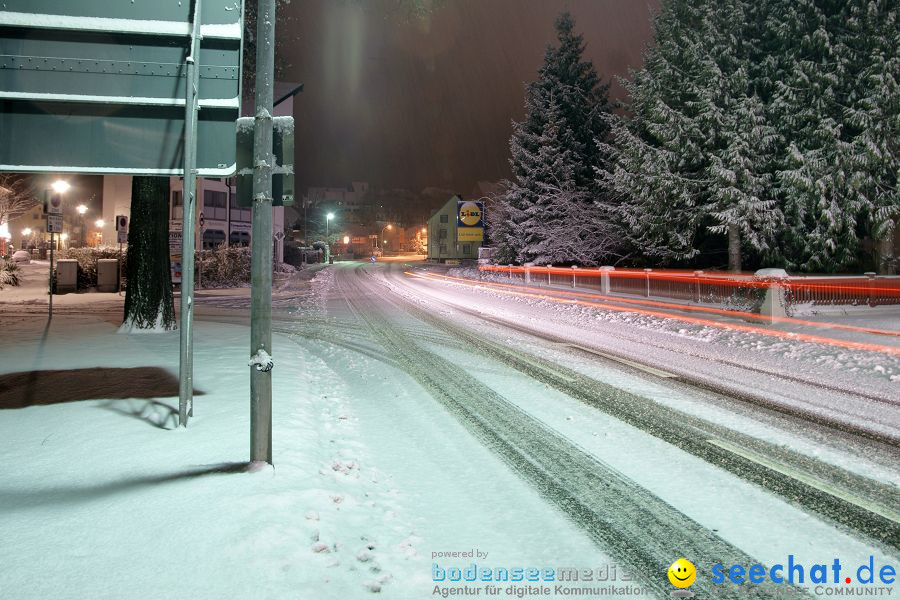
[463,244,472,255]
[439,244,447,254]
[439,229,447,240]
[172,191,183,207]
[204,190,226,208]
[202,229,226,249]
[204,190,227,220]
[440,214,448,223]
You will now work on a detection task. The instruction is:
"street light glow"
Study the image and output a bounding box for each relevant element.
[343,236,350,244]
[95,219,105,228]
[326,212,334,220]
[76,204,87,215]
[22,228,32,236]
[60,233,68,240]
[387,224,392,230]
[51,180,70,194]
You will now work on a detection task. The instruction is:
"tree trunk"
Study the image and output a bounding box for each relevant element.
[727,222,741,272]
[877,221,896,275]
[123,177,176,330]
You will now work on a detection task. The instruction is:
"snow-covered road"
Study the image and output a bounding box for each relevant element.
[2,261,897,599]
[278,261,899,597]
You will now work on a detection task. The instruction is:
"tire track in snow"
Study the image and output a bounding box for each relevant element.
[335,264,809,599]
[381,267,900,550]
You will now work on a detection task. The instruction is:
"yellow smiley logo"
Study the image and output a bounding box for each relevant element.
[668,558,696,588]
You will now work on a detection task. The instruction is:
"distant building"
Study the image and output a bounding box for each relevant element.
[304,182,370,226]
[426,195,483,263]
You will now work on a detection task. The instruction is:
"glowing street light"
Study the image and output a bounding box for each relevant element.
[60,233,68,241]
[51,180,70,194]
[380,223,393,251]
[76,204,87,215]
[95,219,105,228]
[325,212,334,239]
[22,227,32,236]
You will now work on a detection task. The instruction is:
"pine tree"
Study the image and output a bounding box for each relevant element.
[767,0,857,272]
[840,0,899,273]
[493,12,615,264]
[601,0,719,264]
[123,176,176,330]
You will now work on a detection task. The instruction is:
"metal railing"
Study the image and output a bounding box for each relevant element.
[479,265,900,308]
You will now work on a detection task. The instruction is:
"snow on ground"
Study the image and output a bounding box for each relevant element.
[0,267,620,599]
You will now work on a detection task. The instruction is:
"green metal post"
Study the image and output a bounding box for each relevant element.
[250,0,275,464]
[178,0,202,427]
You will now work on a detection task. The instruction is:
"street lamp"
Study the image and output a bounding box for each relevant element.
[76,205,87,246]
[325,212,334,239]
[22,227,32,236]
[51,180,70,194]
[380,223,392,252]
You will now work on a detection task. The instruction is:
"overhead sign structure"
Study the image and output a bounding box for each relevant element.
[0,1,243,175]
[457,200,484,243]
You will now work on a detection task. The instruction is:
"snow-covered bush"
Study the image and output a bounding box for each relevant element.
[198,246,251,288]
[0,259,20,288]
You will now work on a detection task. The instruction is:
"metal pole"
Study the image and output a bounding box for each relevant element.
[48,232,54,320]
[178,0,202,427]
[250,0,276,464]
[119,241,123,295]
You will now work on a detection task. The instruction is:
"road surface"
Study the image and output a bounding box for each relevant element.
[264,260,899,598]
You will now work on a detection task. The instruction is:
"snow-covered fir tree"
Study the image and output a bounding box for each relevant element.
[839,0,898,273]
[493,12,615,265]
[600,0,720,265]
[767,0,859,272]
[603,0,897,273]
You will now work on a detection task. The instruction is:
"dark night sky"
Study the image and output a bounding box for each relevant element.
[277,0,659,195]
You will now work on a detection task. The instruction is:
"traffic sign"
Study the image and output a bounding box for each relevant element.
[116,215,128,244]
[0,1,242,175]
[274,230,285,241]
[46,192,63,215]
[46,213,63,233]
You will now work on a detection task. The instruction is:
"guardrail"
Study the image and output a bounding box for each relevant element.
[479,265,900,309]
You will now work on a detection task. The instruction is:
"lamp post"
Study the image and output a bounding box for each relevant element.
[380,223,392,254]
[95,219,104,248]
[325,212,334,261]
[76,204,87,246]
[48,179,69,320]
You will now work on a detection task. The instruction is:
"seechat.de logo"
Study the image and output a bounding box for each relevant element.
[668,558,696,598]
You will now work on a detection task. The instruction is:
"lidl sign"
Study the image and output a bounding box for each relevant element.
[457,200,484,242]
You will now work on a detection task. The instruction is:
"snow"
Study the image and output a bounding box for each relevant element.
[0,11,240,40]
[0,91,239,110]
[0,268,617,599]
[248,348,274,371]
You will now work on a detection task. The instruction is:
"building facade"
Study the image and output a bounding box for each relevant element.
[426,195,481,263]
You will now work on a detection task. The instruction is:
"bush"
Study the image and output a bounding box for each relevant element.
[62,246,127,289]
[197,245,251,288]
[0,259,21,288]
[283,243,305,268]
